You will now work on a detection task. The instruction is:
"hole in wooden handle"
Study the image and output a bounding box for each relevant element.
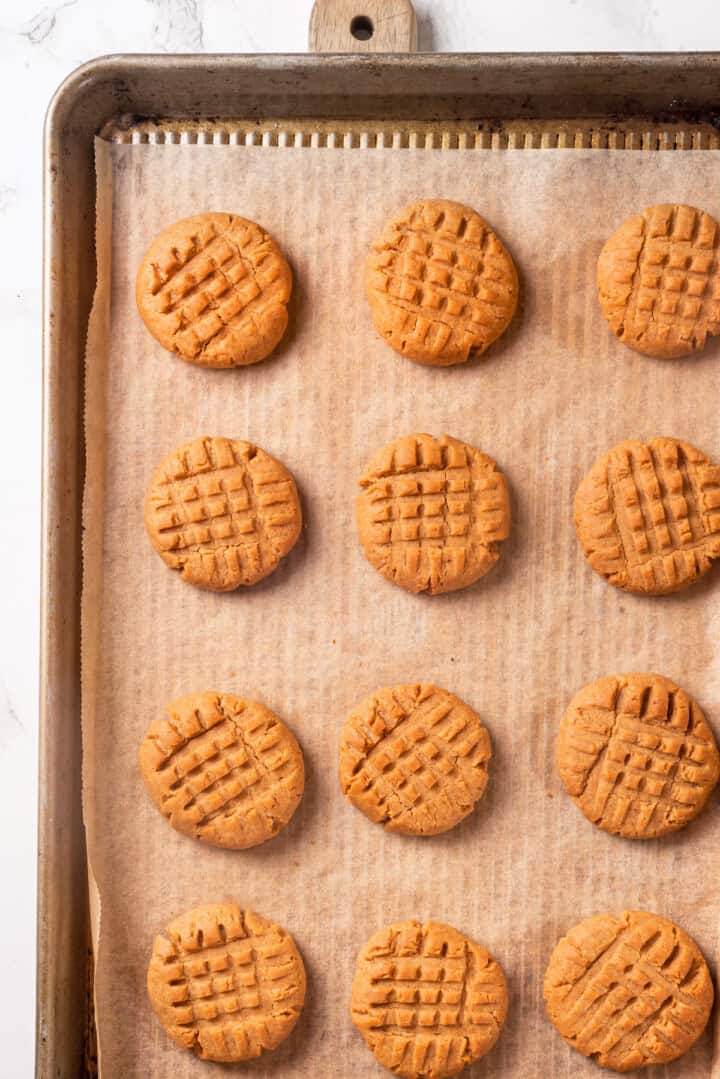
[309,0,417,53]
[350,14,374,41]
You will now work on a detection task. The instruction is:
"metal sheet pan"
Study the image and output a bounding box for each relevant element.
[40,50,720,1078]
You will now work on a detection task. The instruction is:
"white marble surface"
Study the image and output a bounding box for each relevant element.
[2,0,720,1074]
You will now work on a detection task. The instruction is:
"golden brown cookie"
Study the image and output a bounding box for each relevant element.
[351,919,508,1078]
[339,684,491,835]
[574,437,720,595]
[356,433,510,595]
[139,692,305,849]
[544,910,714,1072]
[147,903,306,1061]
[144,436,302,591]
[136,212,292,367]
[366,199,518,365]
[557,673,719,839]
[597,204,720,358]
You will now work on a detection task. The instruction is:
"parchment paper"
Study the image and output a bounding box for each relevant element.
[83,138,720,1078]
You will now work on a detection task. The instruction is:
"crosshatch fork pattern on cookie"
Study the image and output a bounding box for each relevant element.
[340,684,491,835]
[558,675,720,838]
[356,434,509,594]
[145,436,301,590]
[137,212,291,366]
[574,437,720,595]
[140,693,304,849]
[148,906,305,1062]
[598,204,720,357]
[367,200,517,363]
[352,921,507,1078]
[544,912,714,1071]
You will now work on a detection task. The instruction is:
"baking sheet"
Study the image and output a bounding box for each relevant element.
[83,138,720,1078]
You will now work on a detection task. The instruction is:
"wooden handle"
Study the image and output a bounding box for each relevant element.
[309,0,417,53]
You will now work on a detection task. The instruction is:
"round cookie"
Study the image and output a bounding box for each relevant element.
[144,436,302,591]
[557,673,719,839]
[351,919,508,1078]
[339,684,491,836]
[139,692,305,849]
[573,436,720,595]
[136,212,292,367]
[597,203,720,359]
[356,433,510,595]
[544,910,714,1072]
[366,198,518,365]
[147,903,306,1062]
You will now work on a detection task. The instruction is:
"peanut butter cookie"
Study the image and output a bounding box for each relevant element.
[597,204,720,358]
[339,684,491,835]
[557,673,719,838]
[351,919,508,1078]
[136,212,292,367]
[147,903,306,1061]
[356,433,510,595]
[366,199,518,365]
[544,910,714,1071]
[139,692,305,849]
[144,436,302,591]
[573,436,720,595]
